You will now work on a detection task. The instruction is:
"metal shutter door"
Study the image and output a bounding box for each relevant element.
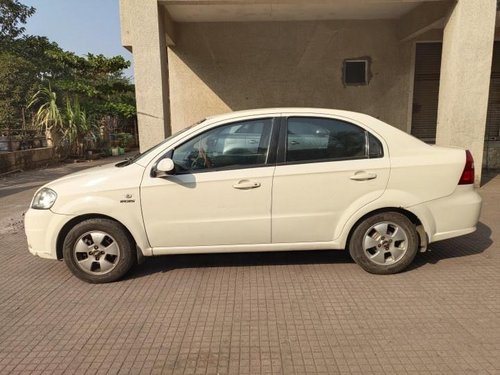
[486,42,500,141]
[411,43,442,143]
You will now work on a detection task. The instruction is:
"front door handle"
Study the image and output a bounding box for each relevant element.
[233,180,261,190]
[350,171,377,181]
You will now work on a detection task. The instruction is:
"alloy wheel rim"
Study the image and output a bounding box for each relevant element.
[73,231,120,275]
[362,221,408,266]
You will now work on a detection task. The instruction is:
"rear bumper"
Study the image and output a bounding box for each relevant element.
[25,208,74,260]
[410,185,482,243]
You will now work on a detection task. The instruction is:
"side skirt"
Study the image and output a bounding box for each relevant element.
[151,241,344,256]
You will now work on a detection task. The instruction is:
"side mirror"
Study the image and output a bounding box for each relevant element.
[155,158,175,176]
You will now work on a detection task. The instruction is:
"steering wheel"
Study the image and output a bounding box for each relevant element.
[190,146,212,169]
[198,146,212,168]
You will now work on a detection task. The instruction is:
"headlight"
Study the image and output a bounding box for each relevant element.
[31,188,57,209]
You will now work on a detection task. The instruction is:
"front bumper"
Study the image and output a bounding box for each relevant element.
[25,208,74,260]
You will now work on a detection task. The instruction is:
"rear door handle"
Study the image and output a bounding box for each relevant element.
[233,180,261,190]
[350,171,377,181]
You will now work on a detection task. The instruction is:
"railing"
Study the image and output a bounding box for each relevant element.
[0,129,48,152]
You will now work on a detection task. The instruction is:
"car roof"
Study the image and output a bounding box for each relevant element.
[204,107,371,124]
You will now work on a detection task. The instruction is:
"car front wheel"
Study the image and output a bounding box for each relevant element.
[349,212,419,274]
[63,218,135,283]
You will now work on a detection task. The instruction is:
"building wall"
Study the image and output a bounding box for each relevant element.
[168,20,414,133]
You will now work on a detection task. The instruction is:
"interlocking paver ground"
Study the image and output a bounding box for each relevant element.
[0,160,499,374]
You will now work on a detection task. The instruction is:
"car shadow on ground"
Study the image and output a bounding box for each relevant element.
[126,248,355,280]
[481,170,499,186]
[409,221,493,269]
[126,222,492,280]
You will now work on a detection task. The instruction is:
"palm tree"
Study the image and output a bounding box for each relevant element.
[28,84,62,148]
[63,98,97,157]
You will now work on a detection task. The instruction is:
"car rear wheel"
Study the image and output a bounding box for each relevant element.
[63,219,135,283]
[349,212,418,274]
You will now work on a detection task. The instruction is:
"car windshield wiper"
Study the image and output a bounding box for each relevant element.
[115,153,141,167]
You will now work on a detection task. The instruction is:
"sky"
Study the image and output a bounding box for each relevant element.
[22,0,134,80]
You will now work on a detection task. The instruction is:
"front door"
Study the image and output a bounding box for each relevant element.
[141,117,276,249]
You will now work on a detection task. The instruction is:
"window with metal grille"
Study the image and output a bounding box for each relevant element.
[343,60,368,85]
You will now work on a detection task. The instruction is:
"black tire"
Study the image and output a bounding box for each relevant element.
[348,212,418,275]
[63,218,135,283]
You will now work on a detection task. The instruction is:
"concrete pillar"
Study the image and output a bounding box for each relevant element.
[436,0,496,185]
[120,0,170,152]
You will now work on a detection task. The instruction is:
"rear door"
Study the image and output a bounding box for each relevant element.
[271,115,390,243]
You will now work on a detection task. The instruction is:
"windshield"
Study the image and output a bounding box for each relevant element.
[116,119,205,167]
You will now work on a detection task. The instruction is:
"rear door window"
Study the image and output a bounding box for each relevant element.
[285,117,383,163]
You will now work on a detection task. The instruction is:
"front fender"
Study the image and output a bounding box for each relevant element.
[52,193,152,256]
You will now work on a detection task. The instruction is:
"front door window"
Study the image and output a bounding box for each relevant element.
[172,118,273,173]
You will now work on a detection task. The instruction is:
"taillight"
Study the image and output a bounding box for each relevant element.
[458,150,474,185]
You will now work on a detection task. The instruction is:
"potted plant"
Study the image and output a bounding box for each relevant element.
[109,138,119,156]
[117,132,133,155]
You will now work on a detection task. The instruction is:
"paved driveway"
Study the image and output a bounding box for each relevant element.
[0,161,499,374]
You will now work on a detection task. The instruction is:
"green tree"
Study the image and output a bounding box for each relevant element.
[7,35,63,77]
[0,0,34,42]
[1,0,137,154]
[0,1,41,129]
[0,52,37,127]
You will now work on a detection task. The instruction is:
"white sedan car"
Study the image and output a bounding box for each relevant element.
[25,108,481,283]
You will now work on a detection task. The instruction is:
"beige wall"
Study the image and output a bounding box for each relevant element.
[167,20,415,133]
[121,0,171,152]
[436,0,496,184]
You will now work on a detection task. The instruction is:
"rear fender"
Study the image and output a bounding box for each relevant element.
[335,190,435,248]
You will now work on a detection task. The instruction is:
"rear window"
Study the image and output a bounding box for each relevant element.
[286,117,383,163]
